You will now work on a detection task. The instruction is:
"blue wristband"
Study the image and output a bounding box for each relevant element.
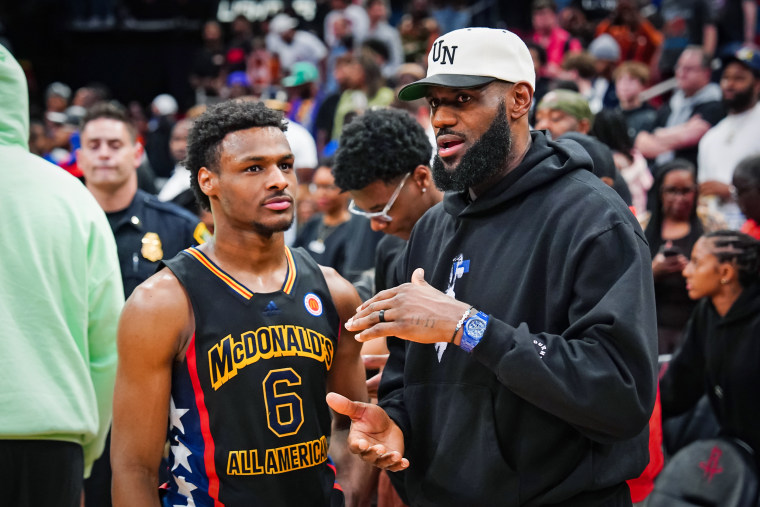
[460,311,488,353]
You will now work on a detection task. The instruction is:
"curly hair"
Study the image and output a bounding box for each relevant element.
[332,108,431,190]
[185,99,287,211]
[705,230,760,288]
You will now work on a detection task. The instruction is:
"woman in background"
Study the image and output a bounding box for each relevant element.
[644,159,703,354]
[660,231,760,466]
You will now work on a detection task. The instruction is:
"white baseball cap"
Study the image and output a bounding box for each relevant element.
[270,13,298,34]
[398,27,535,101]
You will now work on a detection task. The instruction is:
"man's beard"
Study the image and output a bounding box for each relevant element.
[432,101,512,192]
[723,84,756,112]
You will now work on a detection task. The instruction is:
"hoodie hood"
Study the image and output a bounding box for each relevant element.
[721,282,760,325]
[0,44,30,150]
[443,130,593,218]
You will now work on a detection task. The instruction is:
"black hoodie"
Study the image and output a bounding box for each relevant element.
[660,282,760,465]
[379,131,658,506]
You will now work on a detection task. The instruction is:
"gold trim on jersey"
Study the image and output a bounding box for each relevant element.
[182,246,297,299]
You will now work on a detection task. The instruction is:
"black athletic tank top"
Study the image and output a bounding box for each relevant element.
[161,245,344,507]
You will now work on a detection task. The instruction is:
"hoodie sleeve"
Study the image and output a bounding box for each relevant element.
[471,222,658,442]
[83,216,124,476]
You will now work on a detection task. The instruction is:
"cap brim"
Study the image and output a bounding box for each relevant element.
[398,75,496,101]
[281,77,302,87]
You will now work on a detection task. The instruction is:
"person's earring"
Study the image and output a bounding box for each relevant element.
[422,187,427,193]
[721,279,729,285]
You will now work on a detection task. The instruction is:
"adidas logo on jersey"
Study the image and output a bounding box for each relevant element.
[263,301,281,316]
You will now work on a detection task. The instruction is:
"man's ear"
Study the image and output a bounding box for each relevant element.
[577,118,591,134]
[198,167,216,200]
[510,82,533,119]
[412,164,432,190]
[133,141,145,169]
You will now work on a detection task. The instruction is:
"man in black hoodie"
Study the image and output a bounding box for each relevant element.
[328,27,658,506]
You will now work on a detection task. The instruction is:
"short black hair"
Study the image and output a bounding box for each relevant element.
[332,108,432,190]
[362,38,390,62]
[590,109,633,160]
[185,99,287,211]
[80,101,137,142]
[734,154,760,187]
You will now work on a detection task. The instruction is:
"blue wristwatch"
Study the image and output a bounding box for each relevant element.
[460,311,488,352]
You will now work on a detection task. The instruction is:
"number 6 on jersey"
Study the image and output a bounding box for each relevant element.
[263,368,304,436]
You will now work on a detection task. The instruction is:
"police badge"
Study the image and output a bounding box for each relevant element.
[141,232,164,262]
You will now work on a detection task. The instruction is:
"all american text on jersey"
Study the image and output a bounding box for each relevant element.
[227,436,328,475]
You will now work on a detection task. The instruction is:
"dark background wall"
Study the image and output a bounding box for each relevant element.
[0,0,220,114]
[0,0,522,115]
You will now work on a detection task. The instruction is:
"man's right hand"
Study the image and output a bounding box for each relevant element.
[326,392,409,472]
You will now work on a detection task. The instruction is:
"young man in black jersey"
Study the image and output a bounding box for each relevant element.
[112,99,369,506]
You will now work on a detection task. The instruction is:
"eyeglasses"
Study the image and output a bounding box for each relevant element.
[348,173,410,223]
[662,185,697,196]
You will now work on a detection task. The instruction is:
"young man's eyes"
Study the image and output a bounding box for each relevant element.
[243,162,293,172]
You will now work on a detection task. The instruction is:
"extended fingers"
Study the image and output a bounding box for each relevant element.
[354,442,409,471]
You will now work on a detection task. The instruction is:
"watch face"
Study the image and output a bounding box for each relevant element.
[465,316,486,339]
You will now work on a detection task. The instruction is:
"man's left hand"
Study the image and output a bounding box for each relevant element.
[345,268,471,344]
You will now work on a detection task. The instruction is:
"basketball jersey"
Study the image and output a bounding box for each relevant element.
[162,246,344,507]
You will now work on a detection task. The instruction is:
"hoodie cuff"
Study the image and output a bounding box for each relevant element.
[470,316,518,375]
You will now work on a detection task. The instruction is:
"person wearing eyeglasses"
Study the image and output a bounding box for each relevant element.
[332,106,440,507]
[644,159,704,354]
[294,158,382,292]
[332,108,442,292]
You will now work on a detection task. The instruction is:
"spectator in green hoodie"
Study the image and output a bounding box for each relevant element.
[0,43,124,507]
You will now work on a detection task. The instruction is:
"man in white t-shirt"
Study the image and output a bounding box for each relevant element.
[265,13,328,73]
[698,46,760,229]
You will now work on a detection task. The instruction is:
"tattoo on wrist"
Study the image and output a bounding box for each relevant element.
[413,316,436,328]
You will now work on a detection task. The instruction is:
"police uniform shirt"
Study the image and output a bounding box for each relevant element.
[106,189,207,298]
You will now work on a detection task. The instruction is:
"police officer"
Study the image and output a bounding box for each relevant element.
[78,101,208,298]
[77,101,207,506]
